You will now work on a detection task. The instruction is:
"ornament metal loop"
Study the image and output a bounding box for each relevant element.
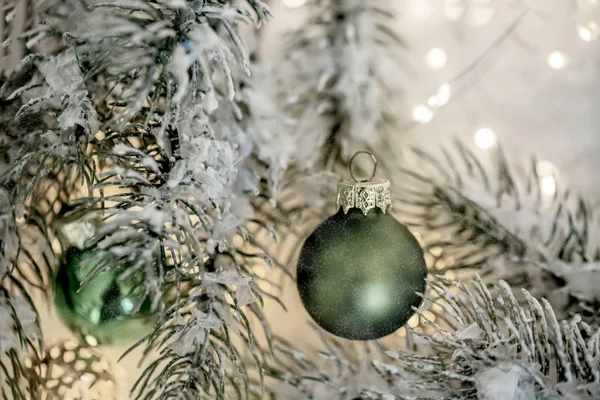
[349,151,377,183]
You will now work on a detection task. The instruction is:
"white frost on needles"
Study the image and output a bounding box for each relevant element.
[276,0,403,160]
[242,75,297,198]
[475,364,535,400]
[187,24,238,101]
[459,177,555,246]
[333,0,384,147]
[204,270,251,286]
[544,261,600,303]
[167,24,237,106]
[169,308,223,357]
[455,322,486,341]
[204,270,257,307]
[37,50,99,135]
[459,169,600,305]
[168,43,197,105]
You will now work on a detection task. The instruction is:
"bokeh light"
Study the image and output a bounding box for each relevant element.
[474,127,496,149]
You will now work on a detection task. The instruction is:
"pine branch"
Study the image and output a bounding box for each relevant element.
[0,283,42,399]
[273,0,405,170]
[269,276,600,399]
[393,276,600,399]
[396,141,600,323]
[0,0,308,398]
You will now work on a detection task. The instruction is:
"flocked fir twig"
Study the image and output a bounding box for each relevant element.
[0,0,304,398]
[271,0,405,169]
[396,142,600,323]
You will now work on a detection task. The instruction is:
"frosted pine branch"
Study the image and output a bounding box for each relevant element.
[398,142,600,322]
[274,0,405,167]
[274,276,600,399]
[402,276,600,399]
[0,0,309,398]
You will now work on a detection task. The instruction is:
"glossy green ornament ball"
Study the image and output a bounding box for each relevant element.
[297,208,427,341]
[54,246,158,344]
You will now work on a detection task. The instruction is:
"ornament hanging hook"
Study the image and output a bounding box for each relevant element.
[349,151,377,183]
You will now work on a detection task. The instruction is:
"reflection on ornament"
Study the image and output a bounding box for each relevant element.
[296,152,427,341]
[474,127,496,149]
[426,48,448,70]
[54,246,159,344]
[23,339,116,400]
[412,105,434,124]
[547,51,568,70]
[282,0,306,8]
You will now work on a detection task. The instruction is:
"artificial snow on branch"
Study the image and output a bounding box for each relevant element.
[274,276,600,399]
[397,141,600,322]
[0,0,309,398]
[273,0,405,169]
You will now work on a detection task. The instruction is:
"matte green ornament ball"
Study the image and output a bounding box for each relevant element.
[296,208,427,341]
[54,246,158,344]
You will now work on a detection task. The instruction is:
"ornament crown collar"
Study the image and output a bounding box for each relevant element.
[336,151,392,215]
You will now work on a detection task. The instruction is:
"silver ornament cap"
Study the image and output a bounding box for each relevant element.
[336,151,392,215]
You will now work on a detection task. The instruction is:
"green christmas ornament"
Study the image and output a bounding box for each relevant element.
[54,243,158,345]
[296,151,427,341]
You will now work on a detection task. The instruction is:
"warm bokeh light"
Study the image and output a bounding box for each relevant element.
[428,83,452,107]
[412,105,434,123]
[408,314,420,328]
[577,21,598,42]
[540,175,557,196]
[536,161,558,196]
[578,26,593,41]
[474,127,496,149]
[426,48,448,70]
[422,311,437,323]
[282,0,307,8]
[547,51,568,70]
